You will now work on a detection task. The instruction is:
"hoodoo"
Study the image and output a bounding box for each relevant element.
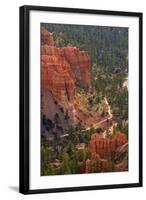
[41,28,93,125]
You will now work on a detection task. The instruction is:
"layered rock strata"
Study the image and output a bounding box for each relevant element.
[41,28,92,125]
[85,132,128,172]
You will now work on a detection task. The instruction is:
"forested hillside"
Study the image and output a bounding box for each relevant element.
[41,23,128,73]
[41,23,128,122]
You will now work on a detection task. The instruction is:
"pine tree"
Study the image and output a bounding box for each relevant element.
[60,152,71,174]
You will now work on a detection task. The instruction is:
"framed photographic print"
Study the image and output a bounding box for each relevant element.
[19,5,143,194]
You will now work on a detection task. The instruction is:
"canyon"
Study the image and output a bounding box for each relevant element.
[41,28,128,175]
[41,28,105,128]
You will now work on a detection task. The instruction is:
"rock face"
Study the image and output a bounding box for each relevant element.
[41,45,91,93]
[88,132,127,159]
[41,28,92,125]
[41,52,75,104]
[63,47,91,89]
[85,132,128,172]
[41,28,55,46]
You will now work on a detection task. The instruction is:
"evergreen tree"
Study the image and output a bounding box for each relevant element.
[60,153,71,174]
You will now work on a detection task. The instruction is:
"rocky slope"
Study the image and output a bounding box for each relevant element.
[41,28,128,174]
[41,28,101,128]
[88,132,127,159]
[85,132,128,172]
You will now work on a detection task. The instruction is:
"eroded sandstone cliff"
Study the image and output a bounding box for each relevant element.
[41,28,128,174]
[85,132,128,172]
[41,28,95,126]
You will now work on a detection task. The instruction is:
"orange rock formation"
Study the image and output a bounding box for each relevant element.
[41,28,55,46]
[41,28,91,98]
[88,132,127,159]
[85,132,128,172]
[41,28,94,125]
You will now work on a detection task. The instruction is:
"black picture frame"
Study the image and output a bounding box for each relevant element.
[19,5,143,194]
